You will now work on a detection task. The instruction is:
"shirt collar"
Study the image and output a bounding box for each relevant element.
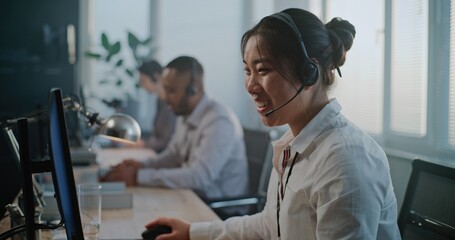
[184,94,209,128]
[273,98,342,154]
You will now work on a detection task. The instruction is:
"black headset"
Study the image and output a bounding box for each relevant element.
[185,59,198,96]
[270,12,319,86]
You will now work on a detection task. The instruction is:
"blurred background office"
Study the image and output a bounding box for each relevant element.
[1,0,454,215]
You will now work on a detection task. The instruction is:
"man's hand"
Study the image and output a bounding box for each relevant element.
[99,159,144,186]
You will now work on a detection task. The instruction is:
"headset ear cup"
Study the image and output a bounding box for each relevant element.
[303,62,319,86]
[186,85,197,96]
[186,86,193,96]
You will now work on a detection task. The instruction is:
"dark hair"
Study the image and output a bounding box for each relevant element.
[165,56,203,78]
[137,60,163,83]
[241,8,356,89]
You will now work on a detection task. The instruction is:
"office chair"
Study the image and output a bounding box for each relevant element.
[208,127,276,219]
[398,159,455,240]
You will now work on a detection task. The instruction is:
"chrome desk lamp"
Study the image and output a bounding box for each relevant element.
[63,95,141,144]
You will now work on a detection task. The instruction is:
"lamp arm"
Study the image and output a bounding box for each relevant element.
[62,96,104,126]
[80,110,104,126]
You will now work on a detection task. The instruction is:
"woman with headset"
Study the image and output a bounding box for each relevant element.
[144,8,401,240]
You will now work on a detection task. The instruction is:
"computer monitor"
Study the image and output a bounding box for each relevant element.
[47,88,84,239]
[398,159,455,239]
[15,88,84,240]
[0,89,84,240]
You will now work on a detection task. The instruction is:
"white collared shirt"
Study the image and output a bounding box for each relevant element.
[137,94,248,200]
[190,98,401,239]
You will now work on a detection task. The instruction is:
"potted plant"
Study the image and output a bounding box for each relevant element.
[85,31,156,110]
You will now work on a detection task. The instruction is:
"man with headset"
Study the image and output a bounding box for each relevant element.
[101,56,248,204]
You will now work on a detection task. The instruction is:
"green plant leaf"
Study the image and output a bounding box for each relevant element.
[125,69,134,77]
[101,33,110,50]
[110,41,121,55]
[128,32,140,51]
[85,51,102,60]
[115,59,123,67]
[105,42,121,62]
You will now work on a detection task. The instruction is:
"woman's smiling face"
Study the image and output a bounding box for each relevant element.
[243,35,306,128]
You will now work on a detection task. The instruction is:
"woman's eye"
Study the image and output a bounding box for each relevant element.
[244,68,251,76]
[258,68,269,76]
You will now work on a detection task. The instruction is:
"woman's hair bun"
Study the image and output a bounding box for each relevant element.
[325,17,356,68]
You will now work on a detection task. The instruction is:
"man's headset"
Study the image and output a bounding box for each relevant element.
[271,12,319,86]
[185,59,199,96]
[264,12,320,117]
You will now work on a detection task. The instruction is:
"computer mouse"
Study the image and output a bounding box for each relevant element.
[141,225,172,240]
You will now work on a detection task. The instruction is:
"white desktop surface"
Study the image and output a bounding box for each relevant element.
[96,148,155,167]
[85,148,220,239]
[75,147,155,183]
[1,187,220,240]
[99,187,220,239]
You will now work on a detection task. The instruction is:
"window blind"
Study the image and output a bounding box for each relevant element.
[390,0,428,136]
[448,1,455,146]
[327,0,384,134]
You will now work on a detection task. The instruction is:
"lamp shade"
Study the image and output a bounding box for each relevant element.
[98,113,141,143]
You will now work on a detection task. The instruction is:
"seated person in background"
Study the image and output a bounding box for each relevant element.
[136,60,176,153]
[142,8,401,240]
[101,56,249,202]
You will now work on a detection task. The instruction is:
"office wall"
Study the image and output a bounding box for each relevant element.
[155,0,256,128]
[387,151,455,213]
[387,154,413,212]
[155,0,304,129]
[80,0,156,132]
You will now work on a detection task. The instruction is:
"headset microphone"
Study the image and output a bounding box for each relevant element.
[264,84,305,117]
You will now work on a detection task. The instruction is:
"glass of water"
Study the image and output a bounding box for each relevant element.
[78,184,102,240]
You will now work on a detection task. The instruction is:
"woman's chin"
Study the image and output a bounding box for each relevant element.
[260,116,280,127]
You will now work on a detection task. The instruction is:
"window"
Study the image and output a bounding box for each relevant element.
[449,1,455,147]
[321,0,454,159]
[86,0,155,131]
[326,0,384,135]
[390,0,428,137]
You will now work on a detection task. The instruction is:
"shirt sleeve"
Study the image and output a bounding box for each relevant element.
[137,116,237,190]
[312,139,390,240]
[190,212,271,240]
[139,115,185,171]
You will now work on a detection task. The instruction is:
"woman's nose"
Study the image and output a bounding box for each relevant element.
[245,74,260,94]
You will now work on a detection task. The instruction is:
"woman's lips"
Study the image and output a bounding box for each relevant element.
[252,94,271,114]
[256,100,270,114]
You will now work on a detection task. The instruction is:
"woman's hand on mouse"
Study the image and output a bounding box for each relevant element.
[145,217,190,240]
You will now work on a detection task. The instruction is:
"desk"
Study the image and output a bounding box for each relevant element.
[86,148,221,239]
[0,187,219,240]
[74,148,156,182]
[96,148,156,166]
[1,148,220,239]
[99,187,219,239]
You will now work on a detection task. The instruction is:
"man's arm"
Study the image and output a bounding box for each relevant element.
[137,117,237,190]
